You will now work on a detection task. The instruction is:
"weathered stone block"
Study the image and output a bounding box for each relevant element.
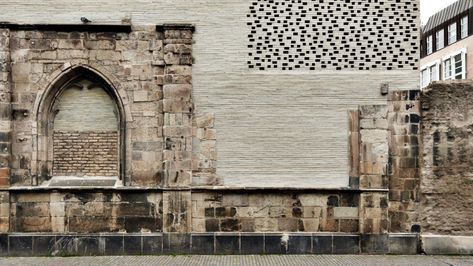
[277,218,301,232]
[163,99,193,113]
[94,50,121,61]
[264,234,286,254]
[313,235,333,254]
[191,233,214,254]
[166,65,192,75]
[9,235,32,256]
[241,234,263,254]
[84,40,115,50]
[333,235,360,254]
[220,218,240,232]
[333,207,358,219]
[164,44,192,54]
[254,218,277,232]
[359,105,387,119]
[57,39,84,49]
[302,218,320,232]
[288,235,312,254]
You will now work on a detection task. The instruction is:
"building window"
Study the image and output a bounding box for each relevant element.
[426,35,433,54]
[461,15,468,39]
[448,22,457,44]
[420,62,439,89]
[421,69,429,88]
[443,49,466,80]
[436,29,444,50]
[453,53,464,79]
[444,58,452,80]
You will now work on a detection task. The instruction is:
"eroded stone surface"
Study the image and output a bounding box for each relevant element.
[421,82,473,236]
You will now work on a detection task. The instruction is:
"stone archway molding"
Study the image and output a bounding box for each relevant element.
[31,63,132,185]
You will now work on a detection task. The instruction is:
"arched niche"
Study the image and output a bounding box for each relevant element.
[34,66,127,185]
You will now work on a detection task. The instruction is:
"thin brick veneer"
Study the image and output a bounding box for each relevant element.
[53,131,119,176]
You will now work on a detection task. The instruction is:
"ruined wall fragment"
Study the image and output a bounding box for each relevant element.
[421,82,473,235]
[387,90,421,233]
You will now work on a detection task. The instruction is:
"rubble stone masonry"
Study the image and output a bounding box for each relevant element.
[421,82,473,236]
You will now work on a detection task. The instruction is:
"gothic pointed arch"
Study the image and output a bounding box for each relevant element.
[33,65,129,185]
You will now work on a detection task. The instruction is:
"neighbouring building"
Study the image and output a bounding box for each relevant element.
[0,0,468,256]
[420,0,473,89]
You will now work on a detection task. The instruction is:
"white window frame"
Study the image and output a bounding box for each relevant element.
[426,35,433,54]
[442,48,467,80]
[420,69,429,89]
[444,58,452,80]
[420,60,440,89]
[461,15,468,39]
[448,22,457,45]
[436,29,444,50]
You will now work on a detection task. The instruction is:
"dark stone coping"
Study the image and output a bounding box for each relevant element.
[0,23,132,32]
[0,233,418,256]
[1,186,389,193]
[191,186,389,193]
[0,23,195,33]
[156,24,195,32]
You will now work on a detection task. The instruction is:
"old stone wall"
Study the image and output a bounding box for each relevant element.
[0,29,11,188]
[7,27,166,186]
[348,90,422,234]
[53,131,118,176]
[191,192,360,233]
[191,113,220,186]
[387,90,421,233]
[0,28,11,233]
[421,82,473,235]
[347,104,391,234]
[0,25,196,235]
[358,105,389,190]
[9,191,162,233]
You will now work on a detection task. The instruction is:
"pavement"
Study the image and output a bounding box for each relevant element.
[0,255,473,266]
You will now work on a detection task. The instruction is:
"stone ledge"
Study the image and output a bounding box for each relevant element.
[0,233,419,256]
[422,235,473,255]
[0,186,391,192]
[156,24,195,32]
[191,186,389,193]
[0,22,132,32]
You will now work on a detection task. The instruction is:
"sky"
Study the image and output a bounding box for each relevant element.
[420,0,458,25]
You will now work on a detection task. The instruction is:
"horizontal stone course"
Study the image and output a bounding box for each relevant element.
[0,233,419,256]
[9,191,163,233]
[192,192,360,233]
